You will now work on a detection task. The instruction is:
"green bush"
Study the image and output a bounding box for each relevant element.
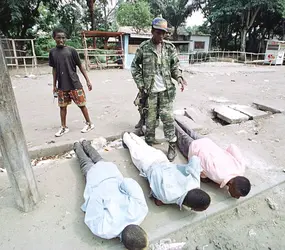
[35,36,83,57]
[35,37,56,57]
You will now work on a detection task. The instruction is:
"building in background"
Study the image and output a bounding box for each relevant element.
[120,26,211,69]
[264,40,285,65]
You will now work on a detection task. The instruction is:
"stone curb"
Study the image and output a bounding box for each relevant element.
[29,134,122,159]
[0,134,122,168]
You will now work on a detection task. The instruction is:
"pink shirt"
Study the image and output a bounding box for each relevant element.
[188,138,245,188]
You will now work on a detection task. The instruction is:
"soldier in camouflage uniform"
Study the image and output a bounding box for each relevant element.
[131,17,187,162]
[133,28,174,130]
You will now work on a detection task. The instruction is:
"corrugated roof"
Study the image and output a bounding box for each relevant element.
[81,30,124,38]
[118,26,151,35]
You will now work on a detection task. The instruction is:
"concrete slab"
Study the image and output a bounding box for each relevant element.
[174,115,203,131]
[1,115,285,249]
[185,107,216,127]
[253,100,285,114]
[229,104,268,120]
[2,117,285,250]
[214,106,249,124]
[0,147,228,250]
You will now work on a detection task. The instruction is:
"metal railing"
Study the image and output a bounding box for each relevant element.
[178,50,282,65]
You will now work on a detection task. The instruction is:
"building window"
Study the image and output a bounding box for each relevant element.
[194,41,205,49]
[267,44,279,51]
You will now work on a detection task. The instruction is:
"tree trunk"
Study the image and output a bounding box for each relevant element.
[0,40,39,212]
[283,19,285,40]
[234,33,238,50]
[240,28,247,52]
[173,26,178,41]
[88,0,95,30]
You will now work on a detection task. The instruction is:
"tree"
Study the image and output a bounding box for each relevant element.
[58,3,83,37]
[149,0,200,40]
[0,0,61,38]
[117,0,153,33]
[86,0,95,29]
[202,0,284,52]
[96,0,120,31]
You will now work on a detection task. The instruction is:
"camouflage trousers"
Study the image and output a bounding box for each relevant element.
[145,91,177,144]
[134,91,159,124]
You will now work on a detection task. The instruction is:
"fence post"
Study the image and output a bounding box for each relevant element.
[31,40,37,69]
[11,39,18,69]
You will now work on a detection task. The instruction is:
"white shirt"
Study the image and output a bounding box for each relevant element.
[81,161,148,239]
[152,43,166,93]
[123,133,202,207]
[147,156,202,207]
[152,74,166,93]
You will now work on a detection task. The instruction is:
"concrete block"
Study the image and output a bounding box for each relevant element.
[253,101,285,114]
[214,106,249,124]
[229,105,268,120]
[175,115,203,131]
[185,107,216,127]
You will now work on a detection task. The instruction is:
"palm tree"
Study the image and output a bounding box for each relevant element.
[150,0,200,40]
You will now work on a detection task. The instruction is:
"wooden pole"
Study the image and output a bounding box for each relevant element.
[0,39,40,212]
[82,34,89,71]
[120,35,124,69]
[31,40,37,69]
[23,57,28,76]
[11,39,18,69]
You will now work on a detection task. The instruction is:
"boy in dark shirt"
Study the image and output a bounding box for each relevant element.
[49,28,94,137]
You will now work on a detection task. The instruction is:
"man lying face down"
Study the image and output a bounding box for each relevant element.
[73,139,149,250]
[175,116,251,199]
[122,132,211,211]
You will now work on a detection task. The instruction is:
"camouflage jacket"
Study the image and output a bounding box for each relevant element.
[131,39,182,101]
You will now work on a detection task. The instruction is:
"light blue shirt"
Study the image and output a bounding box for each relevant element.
[146,156,202,208]
[81,161,148,239]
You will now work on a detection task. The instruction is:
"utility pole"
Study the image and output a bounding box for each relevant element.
[0,38,39,212]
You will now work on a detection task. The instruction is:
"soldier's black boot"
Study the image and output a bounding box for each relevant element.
[167,142,177,162]
[135,115,145,129]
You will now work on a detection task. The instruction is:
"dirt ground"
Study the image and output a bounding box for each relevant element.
[8,62,285,149]
[2,62,285,250]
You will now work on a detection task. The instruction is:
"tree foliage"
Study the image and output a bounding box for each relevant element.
[1,0,285,55]
[0,0,61,38]
[201,0,285,51]
[149,0,200,39]
[117,0,153,33]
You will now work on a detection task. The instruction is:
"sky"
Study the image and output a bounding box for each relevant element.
[186,10,205,27]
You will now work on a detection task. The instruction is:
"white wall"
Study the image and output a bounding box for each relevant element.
[189,35,210,53]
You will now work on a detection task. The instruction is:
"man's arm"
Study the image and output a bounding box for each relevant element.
[49,51,57,93]
[131,47,144,90]
[169,45,187,91]
[169,45,182,81]
[120,178,147,203]
[79,64,92,91]
[52,68,57,93]
[72,48,92,91]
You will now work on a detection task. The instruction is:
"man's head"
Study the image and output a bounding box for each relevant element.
[121,225,148,250]
[228,176,251,199]
[52,28,67,48]
[182,188,211,211]
[151,17,168,44]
